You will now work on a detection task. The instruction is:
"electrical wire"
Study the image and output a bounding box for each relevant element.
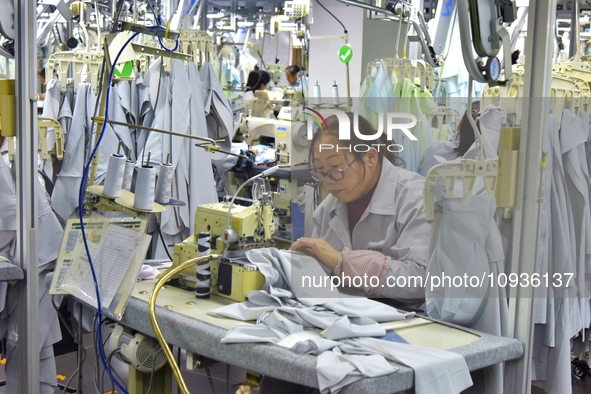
[101,348,123,394]
[78,31,142,394]
[148,254,219,394]
[315,0,348,34]
[157,225,174,261]
[144,348,163,394]
[52,298,88,394]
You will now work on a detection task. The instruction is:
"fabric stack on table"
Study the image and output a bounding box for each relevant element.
[209,248,474,394]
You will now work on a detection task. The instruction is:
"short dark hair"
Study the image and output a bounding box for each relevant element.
[286,65,301,76]
[246,70,271,91]
[38,68,46,78]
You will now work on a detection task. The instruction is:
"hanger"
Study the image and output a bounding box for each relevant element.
[45,50,104,92]
[554,63,591,112]
[365,58,435,93]
[38,116,64,160]
[427,106,460,128]
[423,77,498,222]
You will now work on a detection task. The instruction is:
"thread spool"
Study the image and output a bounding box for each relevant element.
[103,154,126,197]
[155,163,174,204]
[133,166,156,210]
[122,161,135,191]
[332,81,340,106]
[195,232,211,299]
[312,81,321,105]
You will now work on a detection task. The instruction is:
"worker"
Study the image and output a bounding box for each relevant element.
[290,112,430,308]
[278,65,302,90]
[245,70,271,99]
[38,68,46,101]
[261,113,431,394]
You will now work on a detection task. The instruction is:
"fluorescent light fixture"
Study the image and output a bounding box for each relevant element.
[237,21,254,27]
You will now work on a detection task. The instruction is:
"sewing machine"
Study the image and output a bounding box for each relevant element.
[242,113,309,167]
[172,179,276,302]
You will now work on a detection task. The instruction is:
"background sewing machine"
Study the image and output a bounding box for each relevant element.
[241,108,309,167]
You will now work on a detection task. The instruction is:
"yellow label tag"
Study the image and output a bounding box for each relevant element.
[276,131,288,138]
[540,152,547,167]
[56,375,66,381]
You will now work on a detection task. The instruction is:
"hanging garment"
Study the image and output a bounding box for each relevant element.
[419,132,460,176]
[576,110,591,333]
[431,123,455,142]
[104,81,135,162]
[135,71,154,157]
[311,157,430,306]
[51,82,96,222]
[138,59,175,259]
[532,114,577,394]
[0,140,16,254]
[426,195,508,394]
[40,79,62,182]
[0,141,63,393]
[200,62,233,159]
[560,109,588,338]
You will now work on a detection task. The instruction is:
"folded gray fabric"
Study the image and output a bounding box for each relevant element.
[220,323,287,344]
[292,338,340,355]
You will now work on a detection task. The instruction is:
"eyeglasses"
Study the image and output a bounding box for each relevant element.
[310,158,358,182]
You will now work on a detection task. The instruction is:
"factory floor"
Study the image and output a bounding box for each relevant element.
[0,328,589,393]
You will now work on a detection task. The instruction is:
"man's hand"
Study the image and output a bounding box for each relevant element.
[289,237,340,270]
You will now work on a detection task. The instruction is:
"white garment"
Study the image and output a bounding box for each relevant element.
[532,114,577,394]
[560,109,587,338]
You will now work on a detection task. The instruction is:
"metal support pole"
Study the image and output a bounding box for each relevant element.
[506,0,556,393]
[14,0,40,393]
[76,303,83,393]
[569,0,580,59]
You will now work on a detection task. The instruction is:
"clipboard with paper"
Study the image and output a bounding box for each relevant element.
[59,224,152,321]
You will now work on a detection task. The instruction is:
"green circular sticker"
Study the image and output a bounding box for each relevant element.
[338,44,353,63]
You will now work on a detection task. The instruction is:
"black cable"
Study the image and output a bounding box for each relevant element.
[108,350,127,393]
[144,348,163,394]
[315,0,348,34]
[157,225,174,261]
[101,348,122,393]
[146,0,158,20]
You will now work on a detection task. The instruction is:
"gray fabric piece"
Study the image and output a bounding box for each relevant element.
[208,301,276,321]
[51,83,96,221]
[292,338,340,355]
[258,309,306,335]
[320,316,385,340]
[321,298,415,322]
[352,337,473,394]
[221,323,287,344]
[426,196,497,326]
[316,351,362,394]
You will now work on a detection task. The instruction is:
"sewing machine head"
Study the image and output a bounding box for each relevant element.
[243,116,309,166]
[194,201,274,254]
